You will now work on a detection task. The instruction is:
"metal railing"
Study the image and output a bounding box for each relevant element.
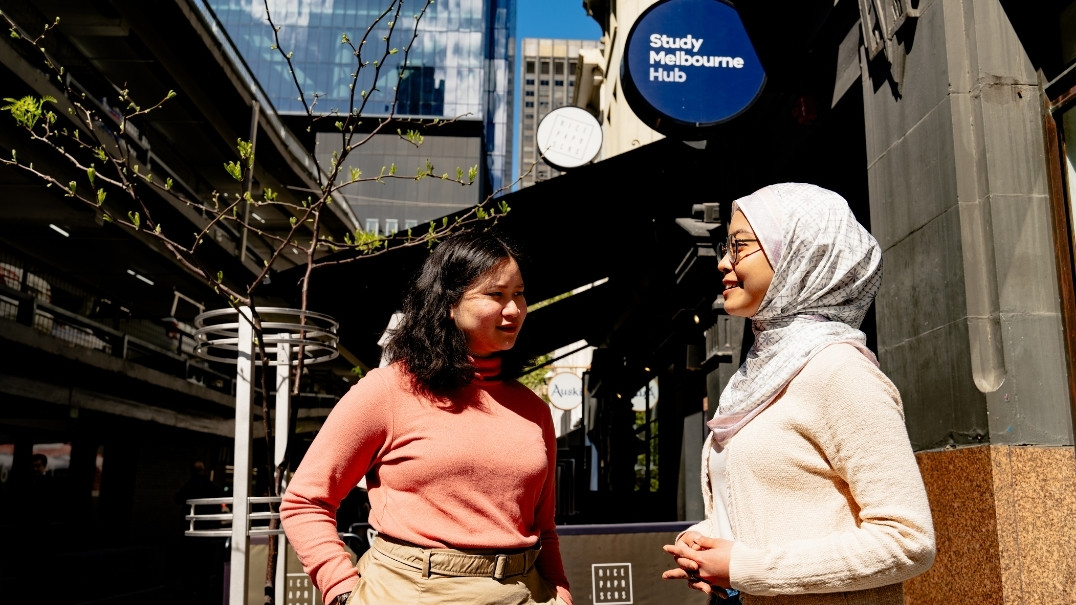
[0,281,236,395]
[184,496,284,538]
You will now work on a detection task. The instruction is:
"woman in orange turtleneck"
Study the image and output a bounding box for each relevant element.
[281,230,571,605]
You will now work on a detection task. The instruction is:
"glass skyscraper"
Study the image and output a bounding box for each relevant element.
[203,0,515,226]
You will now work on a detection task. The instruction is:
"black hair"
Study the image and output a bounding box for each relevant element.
[383,228,529,394]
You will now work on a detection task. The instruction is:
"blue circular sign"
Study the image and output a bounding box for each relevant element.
[621,0,765,137]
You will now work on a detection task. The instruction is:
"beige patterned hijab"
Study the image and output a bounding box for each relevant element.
[707,183,883,448]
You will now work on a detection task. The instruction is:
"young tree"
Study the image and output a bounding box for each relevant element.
[1,1,521,601]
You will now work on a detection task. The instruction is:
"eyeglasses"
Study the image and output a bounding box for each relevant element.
[718,236,761,265]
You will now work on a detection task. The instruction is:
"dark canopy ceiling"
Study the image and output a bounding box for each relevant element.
[275,138,720,373]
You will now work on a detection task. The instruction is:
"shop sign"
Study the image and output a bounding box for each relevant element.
[548,372,584,410]
[621,0,765,137]
[536,106,603,170]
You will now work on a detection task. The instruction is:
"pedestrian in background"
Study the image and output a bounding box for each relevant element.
[282,229,571,605]
[663,183,935,604]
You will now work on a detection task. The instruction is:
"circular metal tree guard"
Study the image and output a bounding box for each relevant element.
[192,306,339,365]
[188,305,341,605]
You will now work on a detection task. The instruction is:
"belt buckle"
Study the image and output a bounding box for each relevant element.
[493,553,508,579]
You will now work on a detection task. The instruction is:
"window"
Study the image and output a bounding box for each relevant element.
[525,101,534,108]
[365,218,379,234]
[555,80,564,87]
[404,219,418,230]
[526,61,535,74]
[524,90,534,96]
[384,219,399,235]
[1044,3,1076,408]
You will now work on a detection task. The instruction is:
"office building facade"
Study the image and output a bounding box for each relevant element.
[517,38,603,187]
[205,0,516,232]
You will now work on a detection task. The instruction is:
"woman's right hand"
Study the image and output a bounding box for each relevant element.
[674,531,704,569]
[662,534,733,594]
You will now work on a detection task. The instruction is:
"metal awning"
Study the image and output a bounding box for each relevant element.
[282,138,719,373]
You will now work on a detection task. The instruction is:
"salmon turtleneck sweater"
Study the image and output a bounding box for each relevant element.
[280,356,571,604]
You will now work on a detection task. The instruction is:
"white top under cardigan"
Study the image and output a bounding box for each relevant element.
[686,344,936,605]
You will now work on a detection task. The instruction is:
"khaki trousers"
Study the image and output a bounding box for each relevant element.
[345,535,563,604]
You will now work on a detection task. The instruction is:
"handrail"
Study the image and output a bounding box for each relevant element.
[0,281,236,395]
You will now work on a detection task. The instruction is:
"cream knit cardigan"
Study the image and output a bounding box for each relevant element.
[692,344,936,604]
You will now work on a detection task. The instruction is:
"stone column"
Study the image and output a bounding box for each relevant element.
[860,0,1076,602]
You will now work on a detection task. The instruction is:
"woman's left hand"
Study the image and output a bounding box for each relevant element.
[661,535,733,593]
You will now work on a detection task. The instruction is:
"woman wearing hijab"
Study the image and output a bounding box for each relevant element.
[662,183,935,604]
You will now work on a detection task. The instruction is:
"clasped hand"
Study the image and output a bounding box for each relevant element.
[661,531,734,598]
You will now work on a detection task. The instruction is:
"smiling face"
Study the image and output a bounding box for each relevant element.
[718,210,774,317]
[451,257,527,357]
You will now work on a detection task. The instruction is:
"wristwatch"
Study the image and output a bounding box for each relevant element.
[331,592,351,605]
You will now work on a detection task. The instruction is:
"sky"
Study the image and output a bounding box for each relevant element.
[516,0,603,41]
[511,0,603,187]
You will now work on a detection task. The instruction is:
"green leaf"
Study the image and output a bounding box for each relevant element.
[224,161,242,181]
[237,139,254,168]
[96,188,106,205]
[128,211,141,228]
[165,178,173,191]
[66,181,76,196]
[86,165,95,185]
[0,95,56,129]
[468,164,478,183]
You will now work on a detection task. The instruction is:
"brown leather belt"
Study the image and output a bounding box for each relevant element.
[372,534,541,579]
